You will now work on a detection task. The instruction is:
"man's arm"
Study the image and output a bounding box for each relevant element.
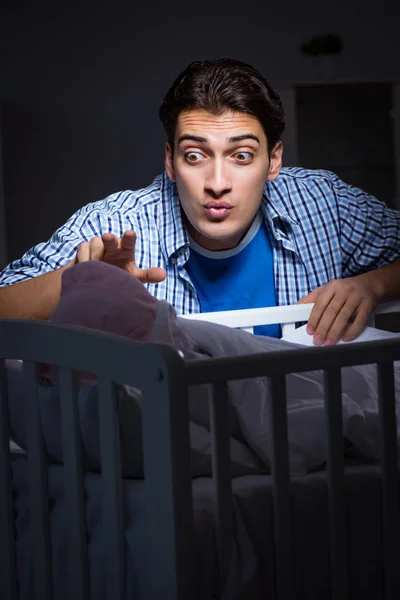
[0,260,74,320]
[299,257,400,345]
[360,256,400,303]
[298,172,400,345]
[0,231,167,320]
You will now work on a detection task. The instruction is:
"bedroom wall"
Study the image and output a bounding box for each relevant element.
[0,0,399,262]
[0,107,7,269]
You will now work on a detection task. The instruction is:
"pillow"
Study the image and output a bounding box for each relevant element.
[6,362,264,478]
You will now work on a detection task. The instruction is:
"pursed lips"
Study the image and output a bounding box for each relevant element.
[203,201,233,220]
[204,201,232,209]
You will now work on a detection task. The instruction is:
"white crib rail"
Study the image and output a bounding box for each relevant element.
[181,300,400,337]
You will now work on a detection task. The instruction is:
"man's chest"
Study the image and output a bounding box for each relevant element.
[137,218,343,311]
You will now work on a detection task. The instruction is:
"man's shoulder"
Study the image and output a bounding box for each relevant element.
[78,174,165,217]
[277,166,340,188]
[269,167,346,209]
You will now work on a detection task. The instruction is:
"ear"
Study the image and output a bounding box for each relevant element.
[266,141,283,182]
[165,142,176,182]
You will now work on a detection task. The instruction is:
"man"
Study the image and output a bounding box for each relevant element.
[0,58,400,345]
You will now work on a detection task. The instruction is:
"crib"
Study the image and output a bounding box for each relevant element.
[1,301,400,600]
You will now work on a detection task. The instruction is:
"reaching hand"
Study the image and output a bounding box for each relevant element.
[75,230,167,284]
[298,276,378,345]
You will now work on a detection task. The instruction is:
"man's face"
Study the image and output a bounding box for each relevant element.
[165,109,282,251]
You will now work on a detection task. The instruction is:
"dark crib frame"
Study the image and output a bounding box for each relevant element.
[0,318,399,600]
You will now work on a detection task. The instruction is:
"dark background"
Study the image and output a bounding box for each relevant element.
[1,0,399,264]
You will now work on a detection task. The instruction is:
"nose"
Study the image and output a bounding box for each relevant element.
[204,159,232,198]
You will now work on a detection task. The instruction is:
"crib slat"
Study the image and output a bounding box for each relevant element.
[210,382,234,591]
[323,368,348,600]
[267,375,292,600]
[377,361,399,599]
[24,361,53,600]
[0,360,17,600]
[59,368,89,600]
[98,378,124,600]
[140,360,194,600]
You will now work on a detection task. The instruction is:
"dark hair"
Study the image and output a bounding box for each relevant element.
[159,58,285,155]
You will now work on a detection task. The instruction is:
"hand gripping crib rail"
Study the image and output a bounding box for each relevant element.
[180,300,400,337]
[0,303,400,600]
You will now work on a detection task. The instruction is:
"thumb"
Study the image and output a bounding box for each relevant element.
[297,288,320,304]
[134,266,167,284]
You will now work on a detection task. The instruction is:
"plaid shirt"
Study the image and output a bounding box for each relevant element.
[1,168,399,315]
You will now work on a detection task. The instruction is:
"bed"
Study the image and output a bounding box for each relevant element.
[1,301,400,600]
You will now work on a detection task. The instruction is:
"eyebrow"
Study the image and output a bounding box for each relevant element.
[177,133,260,145]
[229,134,260,144]
[178,134,207,144]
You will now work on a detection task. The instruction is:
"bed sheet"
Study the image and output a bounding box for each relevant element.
[11,456,397,600]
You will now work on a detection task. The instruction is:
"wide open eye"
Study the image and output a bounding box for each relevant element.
[185,152,204,163]
[234,151,253,162]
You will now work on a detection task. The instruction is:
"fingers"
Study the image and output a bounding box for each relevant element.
[76,232,133,263]
[101,233,119,253]
[75,236,108,263]
[75,241,90,263]
[311,293,361,345]
[101,231,136,252]
[297,288,319,304]
[89,237,106,260]
[306,279,375,345]
[134,266,167,284]
[120,230,136,251]
[306,284,341,336]
[341,305,371,342]
[75,231,165,283]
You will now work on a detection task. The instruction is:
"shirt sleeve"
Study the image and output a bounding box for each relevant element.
[0,206,104,287]
[330,173,400,276]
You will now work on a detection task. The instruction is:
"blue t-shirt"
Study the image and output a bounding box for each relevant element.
[185,212,280,337]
